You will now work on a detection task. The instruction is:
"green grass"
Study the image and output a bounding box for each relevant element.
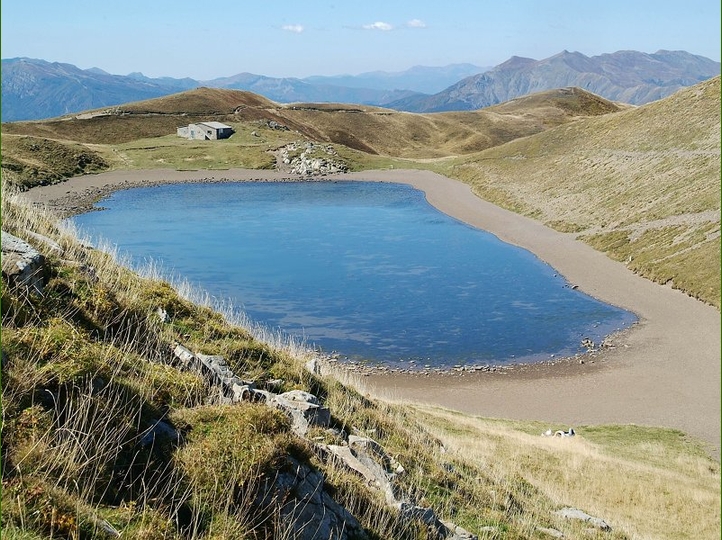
[581,224,721,305]
[0,135,109,189]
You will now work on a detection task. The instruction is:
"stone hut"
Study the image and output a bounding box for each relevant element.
[177,122,234,140]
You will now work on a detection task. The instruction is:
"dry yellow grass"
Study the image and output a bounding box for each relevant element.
[408,404,721,540]
[445,76,721,306]
[1,86,621,155]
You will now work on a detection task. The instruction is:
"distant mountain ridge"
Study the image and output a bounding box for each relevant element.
[302,63,489,93]
[2,50,719,122]
[387,50,721,112]
[0,58,466,122]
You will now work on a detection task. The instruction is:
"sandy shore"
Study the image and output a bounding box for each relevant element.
[22,168,721,457]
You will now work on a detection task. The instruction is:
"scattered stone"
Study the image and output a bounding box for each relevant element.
[270,390,331,436]
[442,521,478,539]
[157,307,170,323]
[537,526,565,538]
[276,141,349,176]
[267,120,289,131]
[554,507,611,531]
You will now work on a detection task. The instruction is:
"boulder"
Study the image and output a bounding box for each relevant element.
[396,502,477,539]
[1,231,48,295]
[305,357,321,375]
[536,526,565,538]
[23,230,63,255]
[140,419,180,447]
[326,443,399,504]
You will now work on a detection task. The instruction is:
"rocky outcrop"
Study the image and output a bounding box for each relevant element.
[257,456,368,540]
[325,435,475,540]
[269,390,332,436]
[276,142,349,176]
[168,340,476,539]
[1,231,49,295]
[171,344,333,436]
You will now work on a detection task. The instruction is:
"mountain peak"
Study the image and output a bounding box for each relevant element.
[86,67,110,75]
[496,55,537,70]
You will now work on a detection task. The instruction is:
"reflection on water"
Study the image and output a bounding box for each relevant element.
[71,181,636,368]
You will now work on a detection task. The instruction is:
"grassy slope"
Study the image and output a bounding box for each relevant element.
[444,76,721,307]
[2,83,720,538]
[410,404,720,540]
[1,85,622,157]
[2,191,718,540]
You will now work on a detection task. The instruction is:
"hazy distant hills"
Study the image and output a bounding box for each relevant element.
[0,59,187,122]
[302,63,489,93]
[0,58,468,122]
[199,72,419,109]
[2,50,719,122]
[388,50,720,112]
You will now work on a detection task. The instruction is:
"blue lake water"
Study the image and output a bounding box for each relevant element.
[71,180,636,368]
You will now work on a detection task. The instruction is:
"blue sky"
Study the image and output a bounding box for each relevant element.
[1,0,720,79]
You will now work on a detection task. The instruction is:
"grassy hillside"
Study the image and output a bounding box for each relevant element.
[444,76,721,307]
[2,187,719,540]
[1,86,621,155]
[2,82,720,538]
[1,81,717,304]
[0,135,110,189]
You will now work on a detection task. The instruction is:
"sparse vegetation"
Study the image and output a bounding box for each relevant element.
[410,405,720,540]
[443,76,721,307]
[1,78,720,538]
[0,135,109,189]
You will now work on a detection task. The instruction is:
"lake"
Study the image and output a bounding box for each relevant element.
[70,180,636,369]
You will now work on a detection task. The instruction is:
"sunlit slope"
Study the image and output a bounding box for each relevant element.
[448,76,721,306]
[1,86,622,158]
[3,82,717,305]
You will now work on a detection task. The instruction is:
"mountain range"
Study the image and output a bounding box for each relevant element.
[1,50,719,122]
[389,50,721,112]
[0,58,485,122]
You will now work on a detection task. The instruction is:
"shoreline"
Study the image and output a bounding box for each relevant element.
[21,168,721,457]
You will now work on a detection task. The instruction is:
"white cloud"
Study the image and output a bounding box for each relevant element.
[407,19,426,28]
[282,24,304,33]
[363,21,394,31]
